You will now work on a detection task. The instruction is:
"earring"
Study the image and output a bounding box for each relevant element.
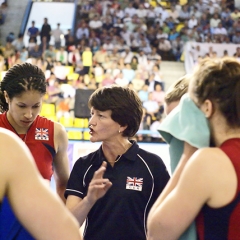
[119,130,121,133]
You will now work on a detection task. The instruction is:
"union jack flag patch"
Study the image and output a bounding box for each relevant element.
[126,177,143,191]
[35,128,49,140]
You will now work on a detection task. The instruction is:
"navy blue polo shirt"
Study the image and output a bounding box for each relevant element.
[65,141,170,240]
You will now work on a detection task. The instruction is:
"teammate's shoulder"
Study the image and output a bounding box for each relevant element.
[188,147,225,169]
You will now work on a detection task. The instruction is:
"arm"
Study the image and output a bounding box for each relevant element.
[147,148,214,240]
[66,161,112,226]
[149,142,197,215]
[53,122,70,203]
[0,129,82,240]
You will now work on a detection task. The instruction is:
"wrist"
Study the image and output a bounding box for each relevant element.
[83,196,95,208]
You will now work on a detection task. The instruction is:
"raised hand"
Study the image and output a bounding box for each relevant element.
[85,161,112,205]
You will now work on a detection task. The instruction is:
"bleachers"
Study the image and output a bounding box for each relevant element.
[40,102,91,141]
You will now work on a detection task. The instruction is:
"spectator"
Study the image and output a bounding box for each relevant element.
[6,32,15,43]
[56,97,71,121]
[158,38,173,61]
[120,26,131,46]
[122,63,135,82]
[137,50,148,68]
[188,15,198,29]
[92,62,104,83]
[89,15,103,35]
[190,6,202,20]
[52,23,64,50]
[29,44,43,59]
[114,71,129,87]
[28,37,37,52]
[115,5,125,20]
[19,46,29,63]
[152,83,165,107]
[68,46,81,69]
[0,54,4,72]
[76,22,90,40]
[3,42,15,67]
[161,5,170,22]
[132,72,145,92]
[137,106,152,142]
[210,13,221,32]
[136,4,147,19]
[168,27,180,41]
[130,56,139,70]
[146,5,157,27]
[91,40,100,54]
[27,21,39,43]
[0,2,7,24]
[169,5,180,23]
[172,36,185,61]
[138,84,149,102]
[102,38,114,54]
[102,17,114,32]
[232,31,240,44]
[56,46,68,65]
[43,44,55,59]
[178,5,190,22]
[64,29,72,49]
[47,75,63,104]
[81,46,93,76]
[148,47,161,65]
[11,33,25,52]
[143,92,160,119]
[124,2,136,18]
[88,30,101,47]
[150,113,162,142]
[40,17,51,46]
[213,22,228,39]
[156,28,168,40]
[93,45,107,64]
[230,8,240,21]
[153,2,163,17]
[101,72,115,86]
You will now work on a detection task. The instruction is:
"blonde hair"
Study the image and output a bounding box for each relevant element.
[164,74,191,105]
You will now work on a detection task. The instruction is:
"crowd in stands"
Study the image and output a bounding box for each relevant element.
[0,0,239,142]
[0,0,7,25]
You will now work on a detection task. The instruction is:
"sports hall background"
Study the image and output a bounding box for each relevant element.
[0,0,240,171]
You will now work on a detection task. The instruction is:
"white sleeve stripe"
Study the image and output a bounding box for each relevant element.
[137,154,154,238]
[65,189,83,195]
[83,164,93,187]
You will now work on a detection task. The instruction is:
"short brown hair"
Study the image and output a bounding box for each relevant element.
[88,85,143,137]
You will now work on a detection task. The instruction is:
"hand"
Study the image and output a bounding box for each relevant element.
[85,161,112,206]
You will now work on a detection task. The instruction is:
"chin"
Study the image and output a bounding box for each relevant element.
[89,137,101,143]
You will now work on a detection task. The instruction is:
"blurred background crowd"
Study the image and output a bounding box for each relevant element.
[0,0,239,142]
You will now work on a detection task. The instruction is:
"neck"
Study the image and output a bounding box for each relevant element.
[210,116,240,146]
[212,127,240,147]
[102,139,132,165]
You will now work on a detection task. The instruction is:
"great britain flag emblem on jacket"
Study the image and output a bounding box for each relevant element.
[126,177,143,191]
[35,128,49,140]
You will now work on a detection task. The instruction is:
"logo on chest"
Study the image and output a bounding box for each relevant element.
[126,177,143,191]
[35,128,49,140]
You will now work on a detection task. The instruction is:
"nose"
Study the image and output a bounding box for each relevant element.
[88,117,96,128]
[24,109,33,119]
